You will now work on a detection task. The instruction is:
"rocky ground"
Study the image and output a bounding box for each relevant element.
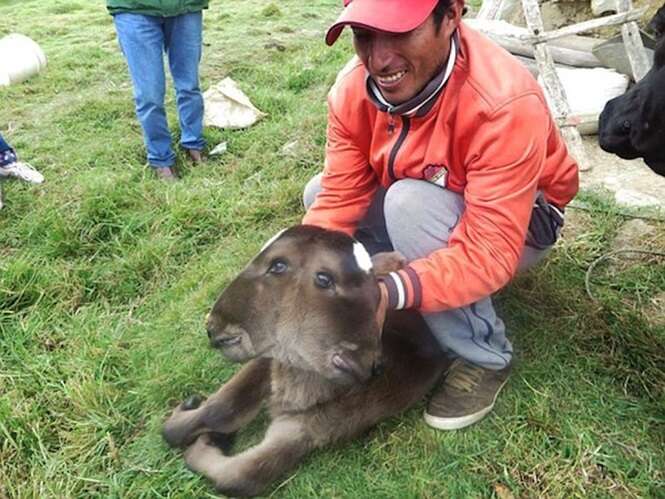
[580,136,665,210]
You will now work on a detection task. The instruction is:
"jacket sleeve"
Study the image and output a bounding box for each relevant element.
[302,94,379,235]
[380,93,551,313]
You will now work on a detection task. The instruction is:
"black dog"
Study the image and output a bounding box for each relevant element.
[598,10,665,177]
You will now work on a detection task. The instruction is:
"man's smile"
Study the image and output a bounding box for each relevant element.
[376,69,408,89]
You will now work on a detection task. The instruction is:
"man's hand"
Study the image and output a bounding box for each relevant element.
[371,251,406,276]
[375,281,389,336]
[371,251,405,334]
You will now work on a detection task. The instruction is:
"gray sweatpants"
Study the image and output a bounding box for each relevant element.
[304,174,555,370]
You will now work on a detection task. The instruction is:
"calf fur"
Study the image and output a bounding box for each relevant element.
[163,225,445,497]
[598,32,665,177]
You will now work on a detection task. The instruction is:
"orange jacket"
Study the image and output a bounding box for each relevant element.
[303,22,579,313]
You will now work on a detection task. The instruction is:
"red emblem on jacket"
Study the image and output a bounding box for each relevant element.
[423,164,448,187]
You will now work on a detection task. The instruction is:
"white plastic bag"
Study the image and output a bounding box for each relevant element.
[203,77,265,129]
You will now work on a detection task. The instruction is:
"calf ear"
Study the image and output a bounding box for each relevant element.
[371,251,406,276]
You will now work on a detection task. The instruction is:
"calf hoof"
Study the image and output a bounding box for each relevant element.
[163,397,207,448]
[182,394,204,411]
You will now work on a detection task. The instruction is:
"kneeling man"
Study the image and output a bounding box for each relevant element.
[303,0,579,430]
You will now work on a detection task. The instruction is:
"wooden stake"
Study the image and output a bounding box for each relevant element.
[616,0,650,81]
[521,0,590,171]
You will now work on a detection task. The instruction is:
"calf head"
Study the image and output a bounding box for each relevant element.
[598,38,665,177]
[206,225,383,384]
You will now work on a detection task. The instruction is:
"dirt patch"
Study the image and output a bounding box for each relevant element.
[580,136,665,211]
[613,219,658,250]
[560,208,596,241]
[540,0,593,32]
[644,291,665,326]
[526,0,662,37]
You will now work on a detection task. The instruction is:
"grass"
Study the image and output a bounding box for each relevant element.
[1,1,664,497]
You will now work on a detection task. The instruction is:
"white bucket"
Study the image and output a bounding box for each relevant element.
[0,34,47,87]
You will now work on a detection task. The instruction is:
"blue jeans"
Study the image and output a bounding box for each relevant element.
[0,133,17,167]
[113,12,206,168]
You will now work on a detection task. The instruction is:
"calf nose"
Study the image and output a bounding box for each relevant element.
[210,336,224,349]
[206,325,224,348]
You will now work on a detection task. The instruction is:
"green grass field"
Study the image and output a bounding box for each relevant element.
[1,1,664,497]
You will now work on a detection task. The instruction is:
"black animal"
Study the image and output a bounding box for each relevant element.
[647,3,665,39]
[598,14,665,177]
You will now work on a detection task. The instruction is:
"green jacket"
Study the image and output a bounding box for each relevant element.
[106,0,209,17]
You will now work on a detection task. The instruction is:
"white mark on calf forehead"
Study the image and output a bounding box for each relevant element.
[260,229,287,252]
[353,242,372,273]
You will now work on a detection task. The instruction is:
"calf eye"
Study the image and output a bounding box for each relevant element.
[622,120,631,130]
[268,259,288,275]
[315,272,334,289]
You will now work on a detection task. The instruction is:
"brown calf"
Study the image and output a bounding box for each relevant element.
[163,225,445,496]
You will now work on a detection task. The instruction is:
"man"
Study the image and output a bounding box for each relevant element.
[107,0,208,181]
[0,133,44,185]
[0,132,44,209]
[303,0,579,430]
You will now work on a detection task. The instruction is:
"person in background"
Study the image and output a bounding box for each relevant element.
[106,0,208,182]
[0,132,44,208]
[303,0,579,430]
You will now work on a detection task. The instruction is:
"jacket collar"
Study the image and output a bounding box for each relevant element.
[365,31,458,118]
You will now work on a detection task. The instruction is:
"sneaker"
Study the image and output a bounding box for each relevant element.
[186,149,204,164]
[0,161,44,184]
[154,166,178,182]
[424,359,511,430]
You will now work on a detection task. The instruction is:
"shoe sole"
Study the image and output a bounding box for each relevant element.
[0,163,44,184]
[422,377,509,431]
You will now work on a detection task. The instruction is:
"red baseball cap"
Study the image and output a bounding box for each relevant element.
[325,0,440,46]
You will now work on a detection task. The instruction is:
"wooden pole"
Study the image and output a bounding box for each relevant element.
[521,0,590,171]
[520,8,645,43]
[465,19,605,67]
[616,0,650,81]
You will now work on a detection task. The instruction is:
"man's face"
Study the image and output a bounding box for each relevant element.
[352,10,459,105]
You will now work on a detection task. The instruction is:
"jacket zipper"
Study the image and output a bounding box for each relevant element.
[387,116,410,182]
[387,115,396,134]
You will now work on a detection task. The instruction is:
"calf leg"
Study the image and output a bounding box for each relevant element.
[184,417,312,497]
[163,358,271,448]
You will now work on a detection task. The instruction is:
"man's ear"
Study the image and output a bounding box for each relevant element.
[371,251,406,276]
